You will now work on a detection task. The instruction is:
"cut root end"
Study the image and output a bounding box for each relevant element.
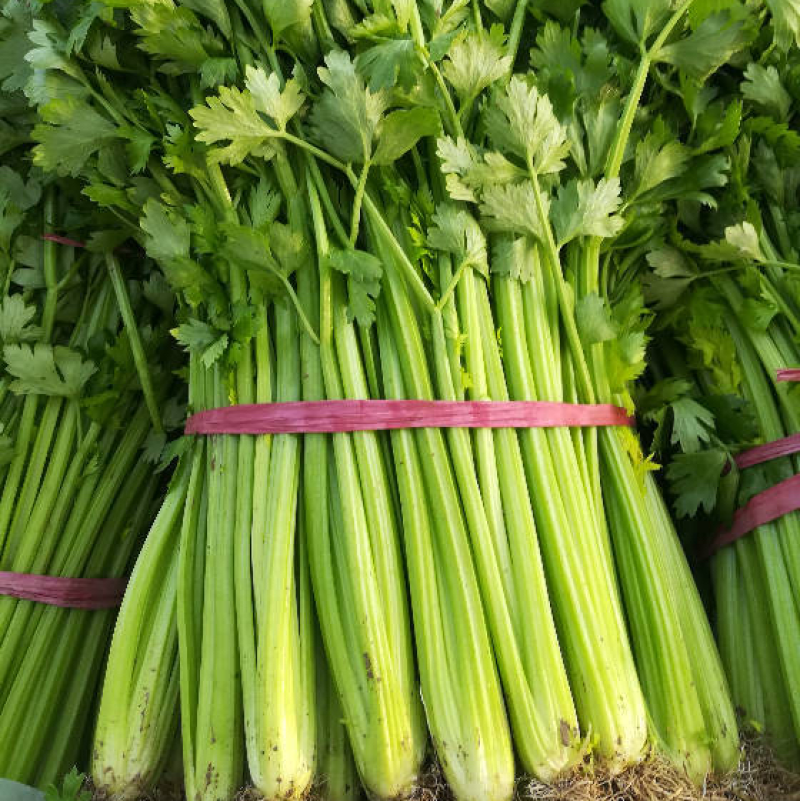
[91,738,799,801]
[519,737,800,801]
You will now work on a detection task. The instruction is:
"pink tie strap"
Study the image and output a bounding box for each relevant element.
[702,475,800,559]
[42,233,86,249]
[0,573,127,609]
[185,399,634,435]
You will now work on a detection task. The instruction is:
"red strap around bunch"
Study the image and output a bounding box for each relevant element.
[776,369,800,382]
[0,573,127,609]
[705,368,800,556]
[185,399,633,435]
[0,234,119,609]
[42,233,86,249]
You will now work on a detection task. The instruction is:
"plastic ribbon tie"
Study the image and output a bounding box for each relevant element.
[776,368,800,382]
[42,233,86,249]
[0,573,127,609]
[185,399,634,435]
[702,475,800,559]
[706,367,800,556]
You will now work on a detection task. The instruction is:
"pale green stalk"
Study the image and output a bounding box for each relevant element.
[305,180,425,800]
[248,301,315,799]
[493,262,647,769]
[93,456,191,798]
[376,253,514,801]
[428,259,582,780]
[178,353,243,801]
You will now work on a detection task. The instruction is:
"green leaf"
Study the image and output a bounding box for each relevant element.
[0,2,34,93]
[173,319,228,367]
[199,57,238,89]
[143,272,175,314]
[356,38,418,90]
[4,344,96,397]
[643,248,695,308]
[582,97,621,177]
[130,2,224,72]
[551,177,623,245]
[637,377,694,417]
[655,11,751,80]
[670,396,716,453]
[0,166,41,213]
[263,0,313,36]
[246,179,282,231]
[724,221,764,261]
[764,0,800,50]
[44,768,90,801]
[373,107,440,165]
[0,295,41,344]
[667,448,727,517]
[427,204,487,275]
[695,222,765,263]
[485,77,570,175]
[25,18,80,80]
[182,0,232,38]
[32,97,116,177]
[642,153,729,207]
[120,127,155,174]
[140,199,190,264]
[442,26,512,99]
[490,235,535,282]
[692,99,741,155]
[602,0,671,46]
[87,33,120,70]
[245,66,305,131]
[576,293,617,344]
[190,84,278,164]
[141,200,216,303]
[327,248,383,325]
[479,182,548,240]
[632,124,690,199]
[740,297,778,332]
[310,50,386,163]
[741,63,791,121]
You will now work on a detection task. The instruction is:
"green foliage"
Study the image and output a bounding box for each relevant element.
[327,248,383,325]
[667,449,728,517]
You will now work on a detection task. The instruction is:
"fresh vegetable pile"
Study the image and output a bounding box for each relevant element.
[0,0,799,799]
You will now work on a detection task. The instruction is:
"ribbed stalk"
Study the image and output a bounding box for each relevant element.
[248,301,315,799]
[316,639,363,801]
[432,261,581,780]
[178,353,243,801]
[93,455,191,797]
[376,259,514,801]
[305,182,425,800]
[493,267,647,769]
[13,461,156,786]
[719,315,800,756]
[0,405,155,784]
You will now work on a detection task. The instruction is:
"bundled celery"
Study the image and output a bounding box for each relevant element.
[0,164,173,784]
[11,0,774,796]
[631,6,800,767]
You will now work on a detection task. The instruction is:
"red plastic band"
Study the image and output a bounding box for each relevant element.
[185,399,634,435]
[706,368,800,554]
[42,233,86,249]
[776,369,800,382]
[0,573,127,609]
[734,432,800,470]
[703,474,800,558]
